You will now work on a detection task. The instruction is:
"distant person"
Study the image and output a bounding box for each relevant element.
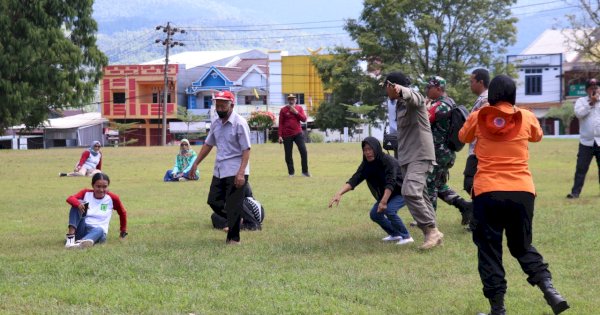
[567,78,600,199]
[278,94,310,177]
[385,71,443,250]
[59,141,102,177]
[464,69,489,195]
[163,139,200,182]
[64,173,128,249]
[189,91,251,245]
[424,75,472,226]
[385,95,399,158]
[329,137,413,245]
[459,75,569,315]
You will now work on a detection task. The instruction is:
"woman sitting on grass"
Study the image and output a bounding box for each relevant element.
[163,139,200,182]
[328,137,413,245]
[64,172,128,249]
[59,141,103,177]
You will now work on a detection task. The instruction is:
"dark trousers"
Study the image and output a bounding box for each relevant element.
[570,142,600,196]
[472,191,551,298]
[283,132,308,175]
[207,175,248,242]
[463,154,478,194]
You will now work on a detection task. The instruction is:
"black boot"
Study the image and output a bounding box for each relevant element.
[477,295,506,315]
[452,197,473,226]
[538,279,569,314]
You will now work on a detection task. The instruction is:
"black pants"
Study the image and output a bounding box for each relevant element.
[283,132,308,175]
[207,175,248,242]
[472,191,551,298]
[570,142,600,196]
[463,154,478,194]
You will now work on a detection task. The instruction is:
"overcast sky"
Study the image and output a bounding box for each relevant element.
[93,0,582,55]
[219,0,580,55]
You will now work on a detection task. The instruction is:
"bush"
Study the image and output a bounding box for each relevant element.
[248,111,275,130]
[309,132,324,143]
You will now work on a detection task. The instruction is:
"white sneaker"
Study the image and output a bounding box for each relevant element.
[78,239,94,248]
[65,237,79,249]
[178,177,188,182]
[397,237,415,245]
[382,235,403,242]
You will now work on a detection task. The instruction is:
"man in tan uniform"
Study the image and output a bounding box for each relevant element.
[385,71,443,249]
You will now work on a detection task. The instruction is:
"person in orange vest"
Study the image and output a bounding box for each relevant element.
[459,75,569,315]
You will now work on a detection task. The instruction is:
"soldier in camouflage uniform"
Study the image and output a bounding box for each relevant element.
[424,76,473,224]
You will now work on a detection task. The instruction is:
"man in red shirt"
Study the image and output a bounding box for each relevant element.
[278,94,310,177]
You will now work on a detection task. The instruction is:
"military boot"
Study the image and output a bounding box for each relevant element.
[537,279,569,314]
[452,197,473,226]
[476,294,506,315]
[420,226,444,250]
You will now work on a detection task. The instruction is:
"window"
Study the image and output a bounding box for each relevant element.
[203,96,212,109]
[152,92,171,103]
[113,92,126,104]
[244,95,267,105]
[525,68,542,95]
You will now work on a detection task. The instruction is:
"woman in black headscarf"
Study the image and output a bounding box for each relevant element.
[329,137,413,245]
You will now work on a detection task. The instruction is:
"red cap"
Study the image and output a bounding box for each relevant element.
[213,91,235,103]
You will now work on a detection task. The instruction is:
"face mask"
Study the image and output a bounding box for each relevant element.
[216,110,229,119]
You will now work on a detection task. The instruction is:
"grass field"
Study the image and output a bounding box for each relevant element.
[0,138,598,314]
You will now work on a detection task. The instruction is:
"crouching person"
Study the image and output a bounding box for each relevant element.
[64,173,128,249]
[329,137,413,245]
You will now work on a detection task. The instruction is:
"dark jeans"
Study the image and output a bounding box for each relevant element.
[472,191,551,298]
[207,175,248,242]
[283,132,308,175]
[570,142,600,196]
[463,154,478,194]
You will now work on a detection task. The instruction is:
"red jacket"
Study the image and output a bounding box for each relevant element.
[278,105,307,138]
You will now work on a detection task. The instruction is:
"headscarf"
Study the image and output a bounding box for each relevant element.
[179,139,192,157]
[89,141,101,157]
[358,137,402,200]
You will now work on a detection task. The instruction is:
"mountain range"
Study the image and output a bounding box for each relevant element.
[93,0,355,64]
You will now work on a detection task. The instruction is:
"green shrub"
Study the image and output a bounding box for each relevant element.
[309,132,324,143]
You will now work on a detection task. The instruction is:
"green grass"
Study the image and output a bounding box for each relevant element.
[0,139,598,314]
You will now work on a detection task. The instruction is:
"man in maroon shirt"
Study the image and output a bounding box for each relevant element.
[278,94,310,177]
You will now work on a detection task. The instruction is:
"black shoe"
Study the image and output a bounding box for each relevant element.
[566,193,579,199]
[59,173,67,177]
[453,197,473,225]
[477,295,506,315]
[460,203,473,226]
[302,172,311,177]
[538,279,570,314]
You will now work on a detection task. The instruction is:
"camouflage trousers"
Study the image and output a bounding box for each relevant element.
[426,161,460,210]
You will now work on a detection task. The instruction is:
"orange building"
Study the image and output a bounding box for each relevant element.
[101,64,180,146]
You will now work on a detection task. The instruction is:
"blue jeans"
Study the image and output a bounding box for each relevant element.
[163,169,199,182]
[369,195,410,239]
[68,207,106,244]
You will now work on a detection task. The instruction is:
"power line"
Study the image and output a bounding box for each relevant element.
[179,19,346,29]
[512,0,565,10]
[184,25,345,32]
[177,33,349,43]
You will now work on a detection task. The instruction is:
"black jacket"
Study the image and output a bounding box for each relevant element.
[347,137,403,201]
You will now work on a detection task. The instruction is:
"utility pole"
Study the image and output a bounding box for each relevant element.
[155,22,185,146]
